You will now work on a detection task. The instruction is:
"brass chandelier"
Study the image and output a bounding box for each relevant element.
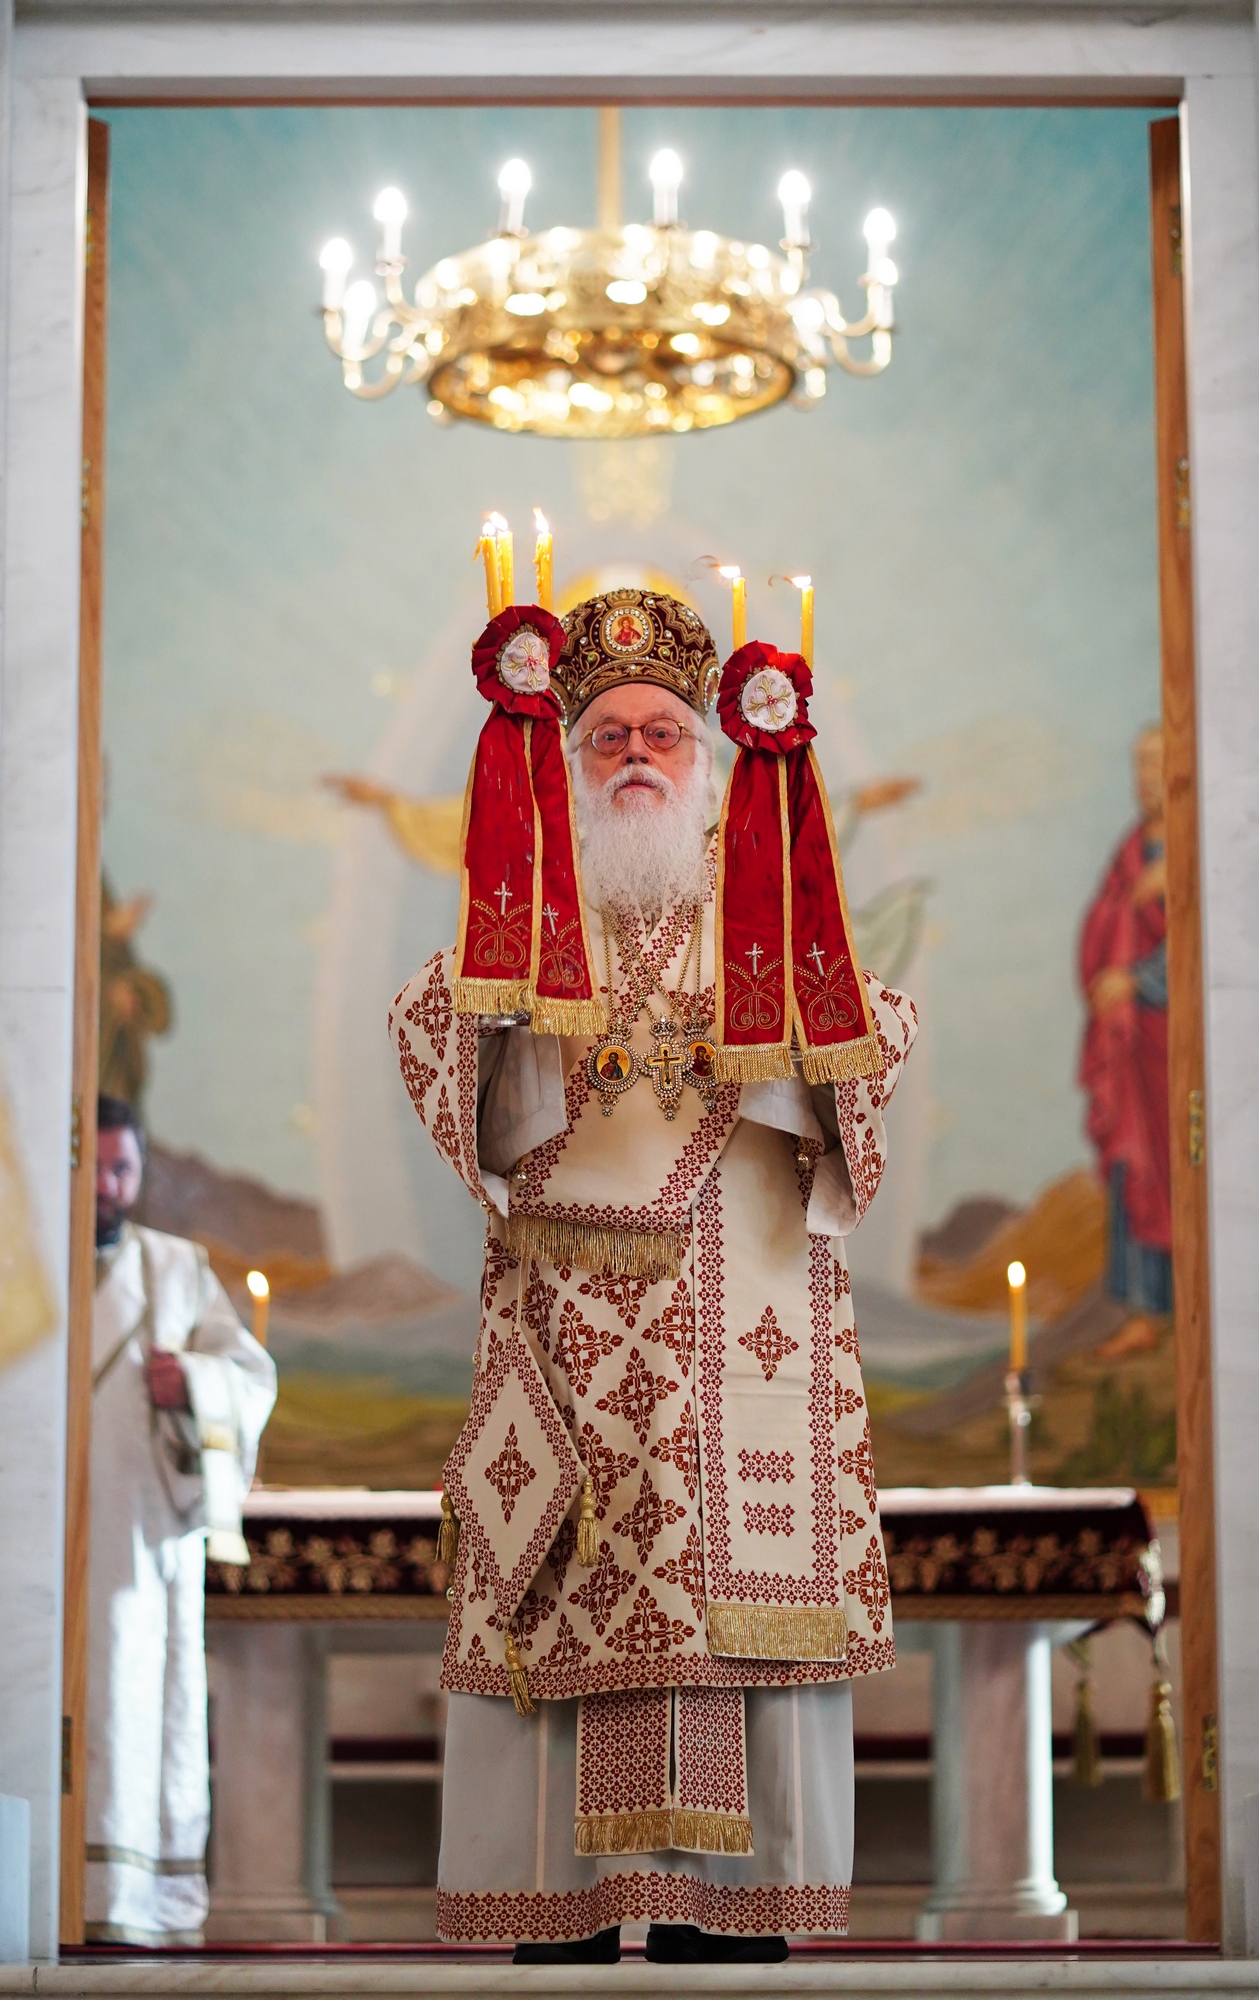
[317,111,899,440]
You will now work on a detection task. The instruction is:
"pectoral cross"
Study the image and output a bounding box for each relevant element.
[644,1026,686,1119]
[495,880,512,916]
[542,903,559,936]
[746,942,763,976]
[808,942,827,976]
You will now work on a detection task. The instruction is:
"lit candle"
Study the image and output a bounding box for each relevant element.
[719,565,746,651]
[490,512,514,607]
[1007,1260,1027,1373]
[533,507,553,610]
[246,1269,270,1349]
[478,519,503,617]
[791,574,814,667]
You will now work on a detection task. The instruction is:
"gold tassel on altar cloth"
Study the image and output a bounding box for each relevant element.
[505,1211,685,1283]
[1143,1678,1181,1804]
[437,1491,459,1569]
[1066,1638,1102,1788]
[505,1633,535,1717]
[576,1477,600,1567]
[706,1601,847,1662]
[575,1809,754,1859]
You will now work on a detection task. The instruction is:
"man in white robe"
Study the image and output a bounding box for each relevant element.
[392,592,915,1964]
[86,1095,276,1946]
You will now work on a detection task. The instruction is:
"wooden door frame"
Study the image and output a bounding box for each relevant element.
[1149,112,1220,1944]
[57,97,1221,1945]
[59,114,108,1949]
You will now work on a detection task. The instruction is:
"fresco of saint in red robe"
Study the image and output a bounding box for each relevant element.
[1077,723,1171,1344]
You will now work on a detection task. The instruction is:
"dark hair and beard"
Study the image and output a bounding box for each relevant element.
[572,753,712,919]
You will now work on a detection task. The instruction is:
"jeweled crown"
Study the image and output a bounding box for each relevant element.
[553,589,720,726]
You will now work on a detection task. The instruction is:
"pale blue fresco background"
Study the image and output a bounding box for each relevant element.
[99,105,1162,1296]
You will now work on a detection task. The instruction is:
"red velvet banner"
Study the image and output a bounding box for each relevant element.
[454,605,604,1036]
[714,642,879,1084]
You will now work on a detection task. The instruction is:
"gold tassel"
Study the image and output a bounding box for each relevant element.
[706,1601,847,1662]
[452,976,531,1017]
[505,1633,535,1717]
[437,1491,459,1569]
[1143,1678,1181,1804]
[1071,1674,1102,1788]
[504,1211,685,1282]
[525,992,609,1038]
[799,1033,884,1085]
[710,1043,795,1084]
[576,1477,600,1567]
[574,1809,754,1858]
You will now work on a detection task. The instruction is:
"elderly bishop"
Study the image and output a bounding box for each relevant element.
[391,588,915,1962]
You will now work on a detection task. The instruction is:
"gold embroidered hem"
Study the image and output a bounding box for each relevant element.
[452,975,531,1016]
[504,1210,686,1282]
[707,1603,849,1662]
[574,1809,754,1857]
[797,1033,883,1085]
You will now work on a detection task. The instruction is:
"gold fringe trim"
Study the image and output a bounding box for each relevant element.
[505,1212,685,1281]
[574,1809,754,1858]
[706,1601,848,1662]
[452,976,530,1017]
[525,991,609,1038]
[576,1476,600,1567]
[798,1032,883,1086]
[437,1492,459,1569]
[710,1042,795,1084]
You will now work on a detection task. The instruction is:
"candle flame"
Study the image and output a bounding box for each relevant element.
[246,1269,270,1300]
[1007,1261,1026,1289]
[533,507,550,534]
[718,565,742,583]
[790,574,812,591]
[487,511,510,537]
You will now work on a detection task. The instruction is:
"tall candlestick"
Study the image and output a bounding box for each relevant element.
[791,574,814,668]
[719,565,746,651]
[1007,1260,1027,1372]
[246,1269,270,1349]
[479,521,503,617]
[533,508,553,610]
[490,513,514,607]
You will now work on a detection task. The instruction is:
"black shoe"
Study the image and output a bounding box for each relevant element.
[513,1927,621,1964]
[645,1923,788,1963]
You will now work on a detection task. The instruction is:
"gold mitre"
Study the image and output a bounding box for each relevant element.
[554,589,720,727]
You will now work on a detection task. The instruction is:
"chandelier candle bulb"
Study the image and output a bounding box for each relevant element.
[319,237,353,312]
[719,567,746,651]
[1007,1260,1028,1373]
[372,187,407,262]
[791,575,814,667]
[533,508,553,610]
[778,170,812,249]
[246,1269,270,1349]
[650,149,683,228]
[498,158,532,237]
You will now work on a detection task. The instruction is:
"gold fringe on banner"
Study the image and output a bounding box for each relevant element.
[710,1043,796,1084]
[505,1212,685,1282]
[798,1032,884,1086]
[525,993,609,1039]
[1143,1678,1181,1803]
[575,1809,754,1858]
[706,1602,848,1662]
[452,977,531,1017]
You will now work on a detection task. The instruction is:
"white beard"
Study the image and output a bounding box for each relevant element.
[572,755,711,919]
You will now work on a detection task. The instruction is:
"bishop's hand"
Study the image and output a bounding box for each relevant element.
[146,1349,191,1411]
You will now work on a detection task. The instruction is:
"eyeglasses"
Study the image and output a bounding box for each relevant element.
[581,719,692,756]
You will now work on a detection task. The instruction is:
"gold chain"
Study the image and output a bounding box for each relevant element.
[604,901,702,1029]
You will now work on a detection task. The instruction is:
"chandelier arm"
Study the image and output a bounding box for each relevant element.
[828,331,893,379]
[342,353,409,400]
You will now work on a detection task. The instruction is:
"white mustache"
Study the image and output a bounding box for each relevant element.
[604,765,673,801]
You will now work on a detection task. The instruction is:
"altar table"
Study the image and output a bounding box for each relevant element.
[204,1484,1160,1943]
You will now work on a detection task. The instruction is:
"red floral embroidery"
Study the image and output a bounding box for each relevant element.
[577,1272,649,1330]
[575,1422,639,1516]
[737,1305,799,1382]
[835,1384,865,1419]
[738,1449,794,1484]
[743,1502,795,1536]
[398,1036,437,1119]
[838,1417,877,1509]
[406,958,452,1064]
[430,1084,460,1167]
[638,1280,695,1370]
[649,1404,699,1499]
[484,1424,537,1522]
[845,1533,891,1633]
[567,1545,635,1635]
[554,1300,624,1396]
[612,1468,686,1565]
[535,1613,591,1670]
[606,1584,696,1656]
[652,1522,705,1620]
[595,1347,680,1447]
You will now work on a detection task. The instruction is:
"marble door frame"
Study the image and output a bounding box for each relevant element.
[3,9,1257,1959]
